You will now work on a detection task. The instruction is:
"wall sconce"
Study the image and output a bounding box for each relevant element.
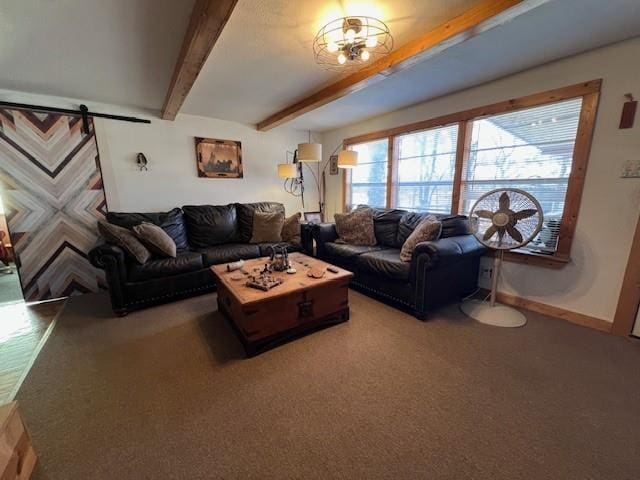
[136,153,148,171]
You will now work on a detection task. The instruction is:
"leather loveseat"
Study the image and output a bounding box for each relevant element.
[312,208,486,319]
[89,202,308,315]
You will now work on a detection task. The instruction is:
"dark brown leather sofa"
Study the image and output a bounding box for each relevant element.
[312,208,486,319]
[89,202,309,315]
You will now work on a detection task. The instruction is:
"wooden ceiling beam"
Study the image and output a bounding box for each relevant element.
[257,0,551,131]
[161,0,238,120]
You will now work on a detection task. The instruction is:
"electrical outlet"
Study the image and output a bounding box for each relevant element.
[481,267,493,280]
[621,159,640,178]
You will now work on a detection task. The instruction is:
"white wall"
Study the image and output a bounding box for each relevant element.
[322,37,640,324]
[0,89,319,216]
[95,115,319,214]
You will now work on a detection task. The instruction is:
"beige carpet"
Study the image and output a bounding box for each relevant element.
[16,290,640,479]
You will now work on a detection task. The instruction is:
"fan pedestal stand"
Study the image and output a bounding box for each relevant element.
[460,251,527,328]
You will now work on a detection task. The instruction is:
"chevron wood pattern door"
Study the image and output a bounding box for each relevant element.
[0,109,107,302]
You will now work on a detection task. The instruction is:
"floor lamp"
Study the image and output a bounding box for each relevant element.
[278,143,358,220]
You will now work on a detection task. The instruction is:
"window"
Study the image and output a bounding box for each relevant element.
[342,80,600,267]
[394,124,458,213]
[345,138,388,210]
[460,99,583,254]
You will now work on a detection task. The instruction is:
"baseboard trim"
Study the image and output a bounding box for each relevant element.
[477,289,612,333]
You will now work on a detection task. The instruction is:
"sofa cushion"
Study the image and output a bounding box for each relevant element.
[355,249,410,282]
[334,207,377,246]
[182,204,239,248]
[250,211,284,243]
[372,208,406,247]
[236,202,285,242]
[400,215,442,262]
[398,212,470,245]
[281,212,302,244]
[98,221,151,265]
[197,243,261,267]
[127,251,203,282]
[132,222,177,258]
[258,243,303,257]
[106,208,189,251]
[324,242,383,266]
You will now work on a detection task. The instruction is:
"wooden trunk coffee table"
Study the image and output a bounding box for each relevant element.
[211,253,353,356]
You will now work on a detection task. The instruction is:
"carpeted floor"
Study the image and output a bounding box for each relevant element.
[16,290,640,479]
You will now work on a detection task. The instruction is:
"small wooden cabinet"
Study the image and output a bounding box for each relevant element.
[0,402,37,480]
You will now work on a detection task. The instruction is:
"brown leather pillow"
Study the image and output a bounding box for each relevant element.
[132,222,177,258]
[334,207,376,246]
[281,212,302,244]
[98,221,151,264]
[400,215,442,262]
[250,211,285,243]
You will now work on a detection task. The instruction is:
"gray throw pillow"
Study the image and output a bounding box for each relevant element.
[250,211,285,243]
[98,221,151,264]
[400,215,442,262]
[334,207,376,246]
[281,212,302,244]
[132,222,177,258]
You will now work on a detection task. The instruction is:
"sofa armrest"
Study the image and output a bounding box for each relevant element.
[89,243,129,314]
[311,223,339,257]
[411,235,486,271]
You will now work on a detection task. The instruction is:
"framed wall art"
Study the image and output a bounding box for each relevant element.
[195,138,243,178]
[329,155,339,175]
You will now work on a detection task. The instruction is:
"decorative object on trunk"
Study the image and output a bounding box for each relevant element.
[195,138,243,178]
[460,188,543,328]
[268,245,290,272]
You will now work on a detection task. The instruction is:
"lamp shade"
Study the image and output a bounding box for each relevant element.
[338,150,358,168]
[278,163,298,178]
[297,142,322,162]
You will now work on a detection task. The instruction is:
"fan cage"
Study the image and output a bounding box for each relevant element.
[469,188,544,251]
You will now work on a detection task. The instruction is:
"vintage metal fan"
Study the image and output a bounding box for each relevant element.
[460,188,543,327]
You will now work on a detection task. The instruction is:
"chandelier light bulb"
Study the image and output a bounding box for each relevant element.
[360,49,370,61]
[327,42,338,53]
[345,28,356,43]
[337,53,347,64]
[365,36,377,48]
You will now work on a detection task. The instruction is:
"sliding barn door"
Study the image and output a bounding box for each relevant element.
[0,109,107,302]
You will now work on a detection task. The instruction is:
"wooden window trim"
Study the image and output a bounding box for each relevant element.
[341,80,602,268]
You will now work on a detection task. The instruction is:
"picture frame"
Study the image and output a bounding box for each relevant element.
[329,155,339,175]
[195,137,243,178]
[304,211,323,224]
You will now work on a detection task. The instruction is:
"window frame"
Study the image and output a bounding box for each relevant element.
[342,80,601,268]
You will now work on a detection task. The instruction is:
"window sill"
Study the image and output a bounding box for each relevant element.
[486,249,570,269]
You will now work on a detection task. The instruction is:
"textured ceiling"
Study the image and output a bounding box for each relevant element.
[2,0,639,132]
[288,0,640,132]
[181,0,479,123]
[0,0,195,110]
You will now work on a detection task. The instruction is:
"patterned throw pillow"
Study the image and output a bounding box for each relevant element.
[400,215,442,262]
[132,222,177,258]
[334,207,377,246]
[250,212,285,243]
[98,221,151,264]
[281,212,302,244]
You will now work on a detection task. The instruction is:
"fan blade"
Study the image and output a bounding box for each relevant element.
[483,225,498,242]
[512,209,537,221]
[499,192,510,210]
[507,224,523,243]
[475,209,494,219]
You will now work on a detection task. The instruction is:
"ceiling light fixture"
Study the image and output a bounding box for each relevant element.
[313,16,393,72]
